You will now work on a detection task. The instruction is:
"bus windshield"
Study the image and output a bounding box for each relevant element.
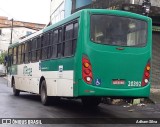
[90,15,148,47]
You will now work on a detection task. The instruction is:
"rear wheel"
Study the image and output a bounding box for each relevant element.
[40,80,50,105]
[12,79,20,96]
[81,97,102,107]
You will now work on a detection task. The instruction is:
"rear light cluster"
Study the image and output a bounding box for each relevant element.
[142,61,151,87]
[82,57,93,84]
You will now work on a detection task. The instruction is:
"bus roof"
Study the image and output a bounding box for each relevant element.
[8,42,19,48]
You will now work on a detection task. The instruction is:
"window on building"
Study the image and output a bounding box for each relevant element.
[26,31,32,36]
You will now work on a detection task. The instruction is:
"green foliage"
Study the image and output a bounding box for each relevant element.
[0,51,7,64]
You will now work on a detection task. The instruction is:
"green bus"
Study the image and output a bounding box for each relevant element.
[7,9,152,106]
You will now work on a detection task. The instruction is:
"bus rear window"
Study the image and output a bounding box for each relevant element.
[90,15,147,47]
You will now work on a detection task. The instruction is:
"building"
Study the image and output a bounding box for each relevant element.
[0,16,45,52]
[50,0,72,24]
[0,27,35,52]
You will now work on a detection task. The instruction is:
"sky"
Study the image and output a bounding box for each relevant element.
[0,0,50,24]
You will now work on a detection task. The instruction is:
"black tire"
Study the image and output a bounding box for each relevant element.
[12,79,20,96]
[81,97,102,107]
[40,80,50,105]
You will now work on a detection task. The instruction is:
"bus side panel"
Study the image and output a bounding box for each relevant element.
[42,71,58,96]
[41,58,74,97]
[28,62,42,93]
[15,63,41,94]
[41,71,73,97]
[57,72,73,97]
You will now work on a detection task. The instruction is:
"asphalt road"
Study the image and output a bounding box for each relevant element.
[0,77,160,127]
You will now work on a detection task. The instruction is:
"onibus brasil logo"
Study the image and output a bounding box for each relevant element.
[23,66,32,76]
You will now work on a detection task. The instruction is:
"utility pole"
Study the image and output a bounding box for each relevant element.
[10,18,13,45]
[49,0,52,25]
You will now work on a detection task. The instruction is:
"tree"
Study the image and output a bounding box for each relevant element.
[0,51,7,65]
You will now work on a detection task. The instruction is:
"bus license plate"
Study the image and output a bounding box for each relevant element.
[113,80,125,85]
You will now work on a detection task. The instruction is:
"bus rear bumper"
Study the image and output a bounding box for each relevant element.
[78,81,150,98]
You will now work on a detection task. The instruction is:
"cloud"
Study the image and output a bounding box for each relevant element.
[0,0,50,24]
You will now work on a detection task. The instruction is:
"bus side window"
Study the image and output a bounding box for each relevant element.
[13,47,17,65]
[64,24,73,57]
[51,30,58,58]
[31,39,37,62]
[21,44,25,64]
[37,36,41,61]
[24,42,29,63]
[48,32,53,59]
[8,48,13,67]
[47,33,51,59]
[41,34,48,60]
[28,40,32,62]
[18,45,22,64]
[58,29,62,57]
[73,22,78,54]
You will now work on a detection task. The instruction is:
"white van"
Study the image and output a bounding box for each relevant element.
[0,64,6,76]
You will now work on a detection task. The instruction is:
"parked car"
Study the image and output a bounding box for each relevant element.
[0,64,6,76]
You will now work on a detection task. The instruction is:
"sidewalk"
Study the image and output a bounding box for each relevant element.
[150,88,160,104]
[2,76,7,80]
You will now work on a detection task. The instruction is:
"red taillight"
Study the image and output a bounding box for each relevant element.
[142,61,151,87]
[145,72,150,78]
[82,57,93,84]
[84,69,91,75]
